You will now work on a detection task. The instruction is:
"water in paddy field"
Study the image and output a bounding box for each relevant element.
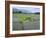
[12,13,40,31]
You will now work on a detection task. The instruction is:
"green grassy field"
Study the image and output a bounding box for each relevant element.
[12,13,40,31]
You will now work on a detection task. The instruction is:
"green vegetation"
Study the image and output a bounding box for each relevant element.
[13,13,37,23]
[13,13,40,30]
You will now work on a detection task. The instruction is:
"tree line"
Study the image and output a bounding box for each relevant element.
[13,11,40,14]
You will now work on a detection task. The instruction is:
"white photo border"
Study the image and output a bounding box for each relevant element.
[10,4,43,34]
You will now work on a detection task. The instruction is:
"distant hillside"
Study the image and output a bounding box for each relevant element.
[13,8,40,14]
[34,12,40,14]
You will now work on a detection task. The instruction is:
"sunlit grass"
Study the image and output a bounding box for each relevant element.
[13,13,40,23]
[13,13,40,30]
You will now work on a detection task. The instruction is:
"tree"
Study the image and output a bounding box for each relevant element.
[19,11,22,13]
[16,11,17,13]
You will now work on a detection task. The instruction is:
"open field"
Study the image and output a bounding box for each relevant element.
[12,13,40,31]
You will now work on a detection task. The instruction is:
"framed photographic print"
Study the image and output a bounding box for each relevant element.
[5,1,45,37]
